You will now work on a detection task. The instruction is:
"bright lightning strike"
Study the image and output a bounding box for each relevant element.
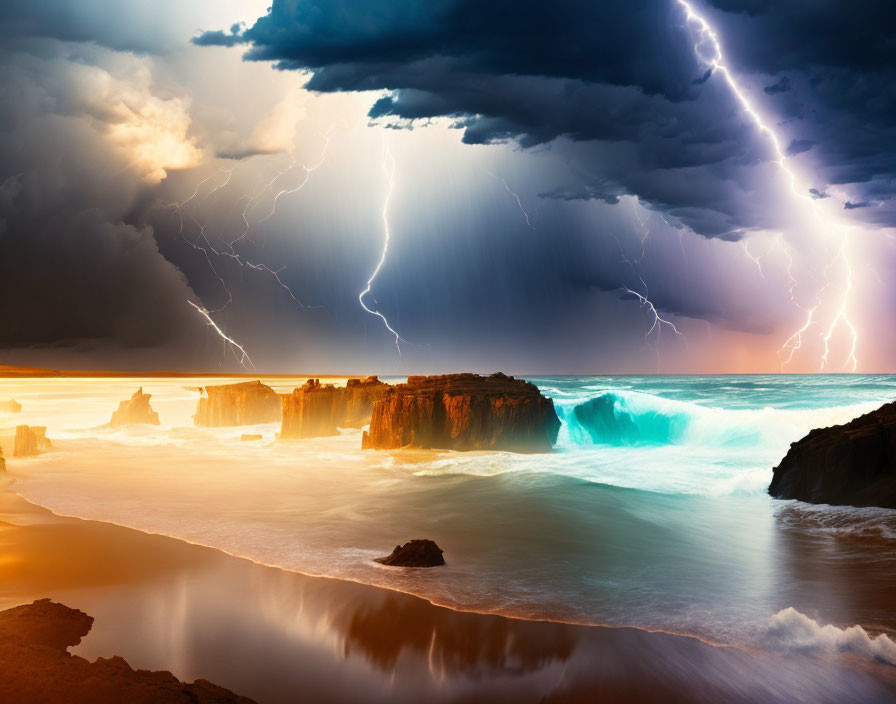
[677,0,859,372]
[622,282,687,364]
[188,300,254,369]
[358,138,406,356]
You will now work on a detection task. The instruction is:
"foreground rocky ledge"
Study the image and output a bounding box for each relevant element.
[194,380,281,427]
[0,599,255,704]
[362,373,560,452]
[281,376,390,438]
[769,401,896,508]
[110,388,160,427]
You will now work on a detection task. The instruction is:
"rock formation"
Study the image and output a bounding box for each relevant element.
[362,373,560,452]
[0,599,255,704]
[14,425,51,458]
[280,376,390,439]
[109,388,160,427]
[0,445,5,473]
[240,434,262,442]
[0,399,22,413]
[194,380,281,427]
[769,401,896,508]
[375,539,445,567]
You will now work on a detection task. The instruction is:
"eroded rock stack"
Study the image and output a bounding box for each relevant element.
[110,388,160,427]
[194,381,281,427]
[280,376,390,439]
[14,425,51,458]
[0,399,22,414]
[362,373,560,452]
[769,400,896,508]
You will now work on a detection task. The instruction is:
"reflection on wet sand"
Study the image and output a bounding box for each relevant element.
[2,479,895,703]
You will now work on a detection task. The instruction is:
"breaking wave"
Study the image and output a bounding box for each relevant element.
[556,391,877,450]
[766,608,896,665]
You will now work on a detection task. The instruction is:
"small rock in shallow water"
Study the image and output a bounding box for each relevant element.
[241,434,263,441]
[375,539,445,567]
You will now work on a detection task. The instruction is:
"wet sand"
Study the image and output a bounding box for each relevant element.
[1,476,895,703]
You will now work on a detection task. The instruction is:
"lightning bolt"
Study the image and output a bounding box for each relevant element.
[358,138,406,355]
[677,0,859,372]
[188,300,254,369]
[259,131,331,224]
[488,171,534,229]
[622,280,687,365]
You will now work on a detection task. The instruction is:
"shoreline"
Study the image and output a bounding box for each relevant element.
[2,476,896,702]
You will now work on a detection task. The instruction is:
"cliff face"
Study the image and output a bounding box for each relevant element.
[280,376,390,439]
[194,381,281,427]
[0,599,255,704]
[14,425,51,458]
[362,373,560,452]
[110,388,160,427]
[769,401,896,508]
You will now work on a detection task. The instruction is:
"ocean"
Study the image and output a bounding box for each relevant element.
[2,374,895,663]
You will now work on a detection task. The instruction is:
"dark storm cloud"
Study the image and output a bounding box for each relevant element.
[0,41,202,358]
[195,0,783,238]
[199,0,896,230]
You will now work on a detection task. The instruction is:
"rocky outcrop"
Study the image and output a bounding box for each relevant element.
[110,388,160,427]
[0,399,22,413]
[240,434,262,442]
[194,381,281,427]
[14,425,51,458]
[0,445,5,473]
[280,376,390,439]
[769,401,896,508]
[375,539,445,567]
[0,599,255,704]
[362,373,560,452]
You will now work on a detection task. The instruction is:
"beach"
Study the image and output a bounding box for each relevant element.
[2,373,896,702]
[2,477,895,703]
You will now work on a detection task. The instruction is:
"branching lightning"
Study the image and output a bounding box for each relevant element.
[358,138,406,356]
[188,300,254,369]
[677,0,859,372]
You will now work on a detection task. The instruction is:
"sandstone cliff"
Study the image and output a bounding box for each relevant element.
[0,599,255,704]
[14,425,51,458]
[281,376,390,438]
[110,388,160,427]
[769,401,896,508]
[194,381,281,427]
[362,373,560,452]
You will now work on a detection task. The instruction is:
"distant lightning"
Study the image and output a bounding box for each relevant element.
[488,171,534,228]
[260,131,331,224]
[740,240,765,279]
[677,0,859,372]
[188,300,254,369]
[359,138,406,355]
[622,280,687,363]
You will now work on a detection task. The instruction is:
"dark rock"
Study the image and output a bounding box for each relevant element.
[14,425,51,458]
[194,381,281,427]
[110,388,160,427]
[0,599,255,703]
[280,376,390,439]
[769,401,896,508]
[362,373,560,452]
[375,539,445,567]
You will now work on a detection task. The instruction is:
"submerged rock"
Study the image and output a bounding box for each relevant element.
[14,425,51,458]
[194,380,281,427]
[362,373,560,452]
[375,539,445,567]
[769,401,896,508]
[0,399,22,414]
[280,376,390,439]
[0,599,255,703]
[240,434,263,441]
[109,388,160,427]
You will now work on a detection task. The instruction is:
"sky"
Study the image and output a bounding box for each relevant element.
[0,0,894,374]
